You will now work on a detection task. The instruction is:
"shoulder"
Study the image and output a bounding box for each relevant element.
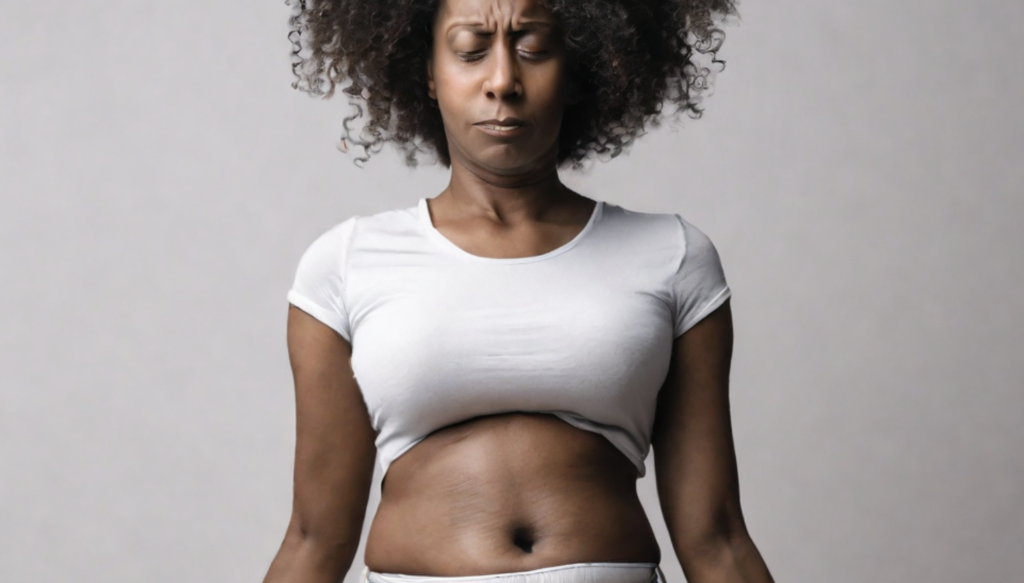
[299,202,420,255]
[347,203,419,237]
[598,201,718,264]
[292,216,359,279]
[308,215,359,249]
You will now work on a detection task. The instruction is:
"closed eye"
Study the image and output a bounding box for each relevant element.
[518,50,550,60]
[457,50,486,62]
[457,49,551,62]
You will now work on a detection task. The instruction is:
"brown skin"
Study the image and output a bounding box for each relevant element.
[263,307,377,582]
[653,304,774,583]
[423,0,591,255]
[264,0,773,581]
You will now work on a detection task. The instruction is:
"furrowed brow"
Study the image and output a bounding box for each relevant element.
[446,19,555,35]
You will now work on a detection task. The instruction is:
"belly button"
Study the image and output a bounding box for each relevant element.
[511,526,534,553]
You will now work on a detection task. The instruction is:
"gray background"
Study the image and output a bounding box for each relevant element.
[2,1,1021,582]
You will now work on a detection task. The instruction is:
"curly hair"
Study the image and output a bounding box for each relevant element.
[286,0,738,168]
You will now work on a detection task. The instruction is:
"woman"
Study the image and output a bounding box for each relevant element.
[265,0,773,582]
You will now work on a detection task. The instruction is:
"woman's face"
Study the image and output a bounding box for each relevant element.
[428,0,571,176]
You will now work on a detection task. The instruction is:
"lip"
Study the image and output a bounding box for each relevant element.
[473,117,530,138]
[475,117,528,126]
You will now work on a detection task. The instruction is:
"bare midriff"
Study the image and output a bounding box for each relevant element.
[364,413,661,576]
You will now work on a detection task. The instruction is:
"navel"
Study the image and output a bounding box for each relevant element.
[510,526,535,553]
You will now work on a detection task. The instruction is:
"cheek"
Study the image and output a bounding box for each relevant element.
[526,59,567,98]
[433,58,476,106]
[527,68,568,123]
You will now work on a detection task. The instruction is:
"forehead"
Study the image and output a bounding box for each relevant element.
[435,0,556,30]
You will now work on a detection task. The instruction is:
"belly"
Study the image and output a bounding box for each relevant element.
[364,413,661,575]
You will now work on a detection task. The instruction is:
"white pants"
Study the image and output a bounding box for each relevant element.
[363,562,666,583]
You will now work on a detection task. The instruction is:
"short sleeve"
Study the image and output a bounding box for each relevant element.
[671,215,732,337]
[286,217,358,341]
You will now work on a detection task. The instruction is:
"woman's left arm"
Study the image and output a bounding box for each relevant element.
[651,300,774,583]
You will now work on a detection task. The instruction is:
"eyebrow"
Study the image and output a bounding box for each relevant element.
[446,19,555,36]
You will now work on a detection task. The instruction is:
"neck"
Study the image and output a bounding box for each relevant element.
[440,144,572,223]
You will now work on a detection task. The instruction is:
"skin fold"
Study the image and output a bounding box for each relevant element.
[263,0,774,581]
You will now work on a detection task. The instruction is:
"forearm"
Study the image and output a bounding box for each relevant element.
[675,531,774,583]
[263,527,360,583]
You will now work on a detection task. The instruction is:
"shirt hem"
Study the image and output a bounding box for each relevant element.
[287,290,352,342]
[674,286,732,338]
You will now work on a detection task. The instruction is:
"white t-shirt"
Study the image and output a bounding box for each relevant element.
[288,198,731,476]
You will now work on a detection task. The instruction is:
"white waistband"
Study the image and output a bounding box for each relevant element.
[363,562,665,583]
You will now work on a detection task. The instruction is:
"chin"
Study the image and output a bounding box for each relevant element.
[474,144,556,175]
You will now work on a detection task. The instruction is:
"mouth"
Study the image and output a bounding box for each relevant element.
[475,123,526,133]
[475,118,527,129]
[474,118,529,137]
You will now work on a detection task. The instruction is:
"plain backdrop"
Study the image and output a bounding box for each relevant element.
[2,1,1022,582]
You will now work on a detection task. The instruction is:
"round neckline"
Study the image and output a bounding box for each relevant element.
[418,197,604,264]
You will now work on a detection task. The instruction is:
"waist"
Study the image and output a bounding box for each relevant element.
[364,413,660,575]
[365,562,665,583]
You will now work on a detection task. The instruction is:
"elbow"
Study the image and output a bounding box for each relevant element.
[283,512,362,561]
[265,515,361,583]
[675,513,753,569]
[672,515,774,582]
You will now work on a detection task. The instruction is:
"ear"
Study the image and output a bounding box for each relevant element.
[427,57,437,100]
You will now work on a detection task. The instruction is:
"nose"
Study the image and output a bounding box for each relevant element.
[483,44,522,100]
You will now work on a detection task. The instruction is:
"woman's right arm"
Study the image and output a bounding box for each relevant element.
[263,306,378,583]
